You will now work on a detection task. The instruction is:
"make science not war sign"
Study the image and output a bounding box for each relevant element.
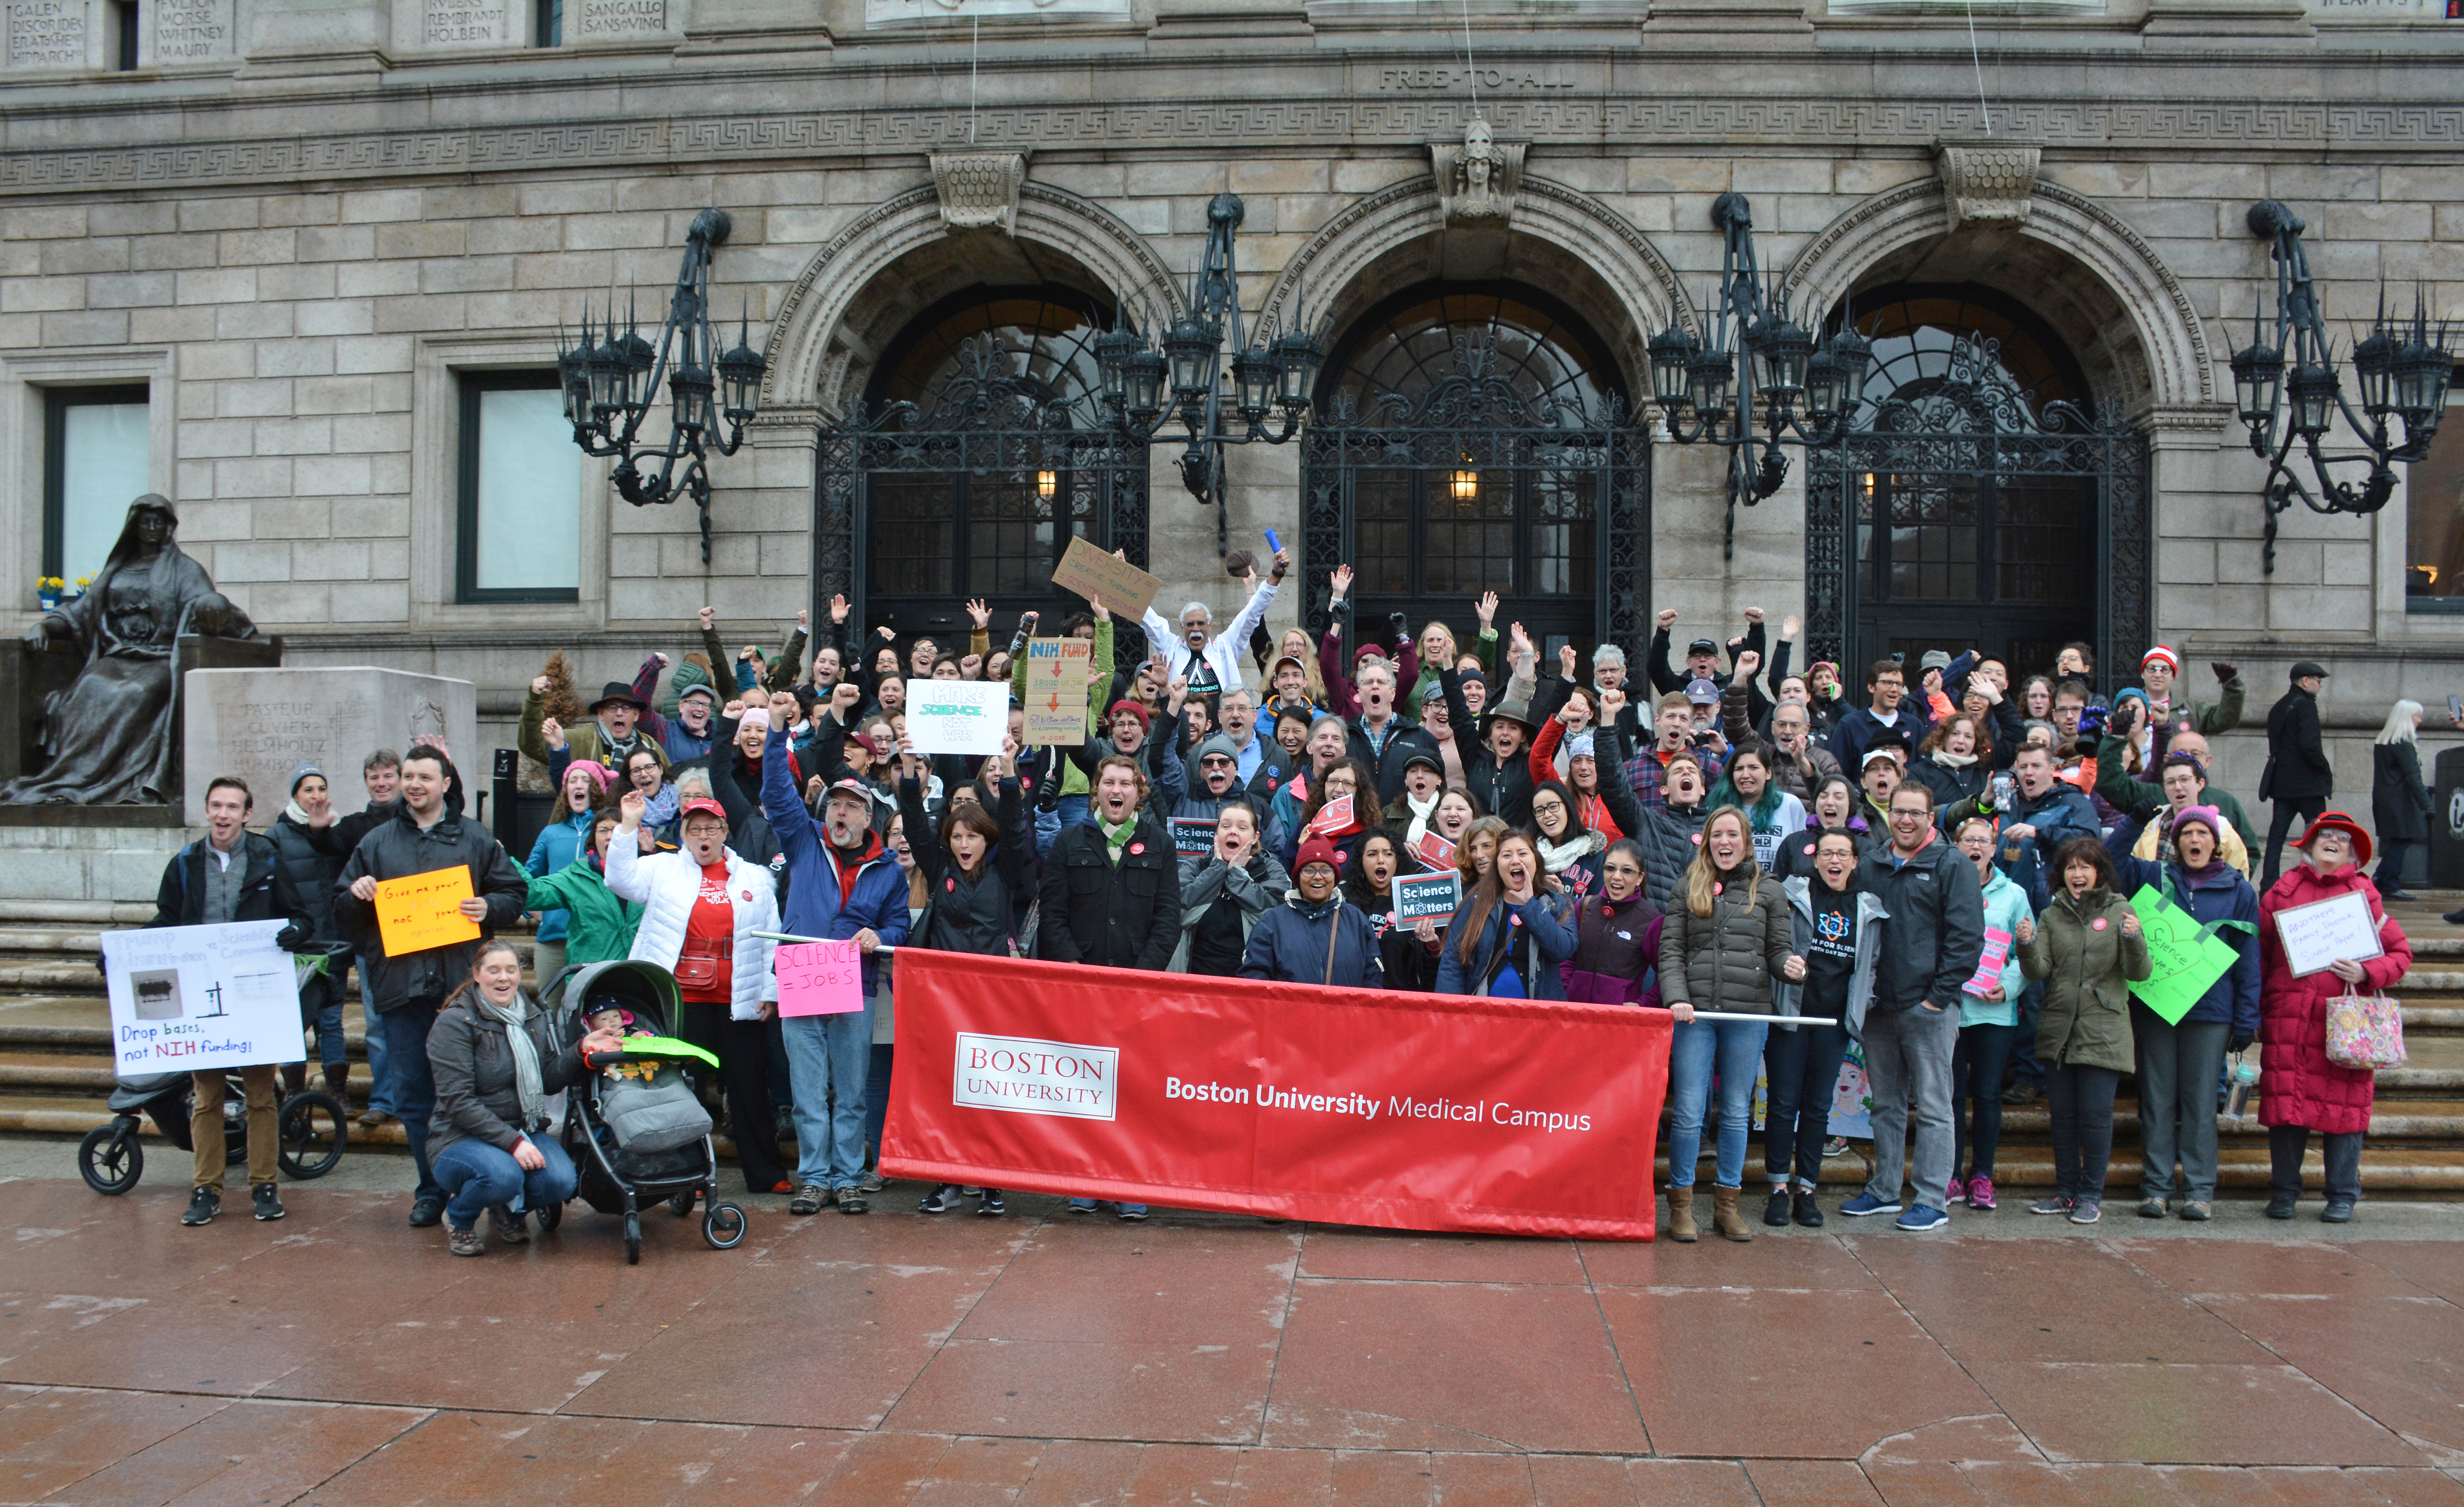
[102,919,305,1073]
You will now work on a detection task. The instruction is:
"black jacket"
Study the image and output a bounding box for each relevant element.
[1036,814,1182,970]
[1344,714,1442,807]
[1853,834,1986,1017]
[2263,686,2333,801]
[147,832,308,932]
[902,774,1033,959]
[424,989,588,1161]
[2373,740,2431,844]
[1446,668,1538,827]
[333,805,530,1015]
[265,814,346,942]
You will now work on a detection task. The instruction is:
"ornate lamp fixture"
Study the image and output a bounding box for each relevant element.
[558,208,766,562]
[1095,192,1325,547]
[2232,200,2451,573]
[1645,193,1875,559]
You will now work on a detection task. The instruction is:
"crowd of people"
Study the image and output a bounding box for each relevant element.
[141,552,2418,1244]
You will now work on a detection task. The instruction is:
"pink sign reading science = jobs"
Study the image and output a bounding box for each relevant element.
[776,940,866,1016]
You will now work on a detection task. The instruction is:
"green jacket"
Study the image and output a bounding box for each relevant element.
[1410,627,1499,706]
[2017,885,2151,1074]
[2092,735,2253,848]
[1013,615,1113,798]
[520,691,669,774]
[524,861,644,968]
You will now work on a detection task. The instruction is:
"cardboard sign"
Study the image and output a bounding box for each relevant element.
[2272,889,2386,978]
[1413,831,1457,871]
[906,679,1009,756]
[1307,794,1355,836]
[1392,870,1463,925]
[1052,536,1162,621]
[1962,927,2013,997]
[374,867,480,956]
[1021,636,1094,746]
[103,919,306,1073]
[776,940,866,1017]
[1171,817,1217,857]
[2129,884,2244,1023]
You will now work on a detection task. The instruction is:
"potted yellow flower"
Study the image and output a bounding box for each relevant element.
[35,576,61,611]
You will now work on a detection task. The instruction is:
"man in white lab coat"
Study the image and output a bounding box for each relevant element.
[1140,546,1289,699]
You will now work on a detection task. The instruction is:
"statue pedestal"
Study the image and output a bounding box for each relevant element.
[0,635,282,803]
[181,665,476,827]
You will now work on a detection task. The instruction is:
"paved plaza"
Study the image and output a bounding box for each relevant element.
[5,1173,2464,1505]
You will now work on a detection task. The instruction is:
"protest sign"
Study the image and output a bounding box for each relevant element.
[1171,818,1217,857]
[1020,636,1093,746]
[1307,794,1354,837]
[1052,536,1161,621]
[906,679,1008,756]
[2128,884,2241,1023]
[1962,927,2012,996]
[2273,889,2385,978]
[1412,831,1456,871]
[103,919,304,1073]
[374,867,479,955]
[776,940,866,1017]
[1392,870,1462,924]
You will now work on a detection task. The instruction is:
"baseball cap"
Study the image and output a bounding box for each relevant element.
[1687,637,1720,657]
[1685,677,1721,705]
[678,797,727,823]
[821,777,874,808]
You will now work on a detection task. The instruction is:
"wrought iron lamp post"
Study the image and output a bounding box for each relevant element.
[1644,192,1876,560]
[1094,191,1325,552]
[557,208,767,563]
[2231,200,2451,573]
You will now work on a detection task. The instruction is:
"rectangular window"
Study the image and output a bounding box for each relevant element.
[535,0,563,43]
[2406,382,2464,612]
[44,386,150,588]
[457,371,582,603]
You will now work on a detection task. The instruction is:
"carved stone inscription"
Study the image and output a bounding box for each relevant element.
[424,0,510,46]
[153,0,232,60]
[6,0,86,69]
[576,0,667,36]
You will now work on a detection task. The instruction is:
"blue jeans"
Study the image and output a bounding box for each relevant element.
[433,1134,577,1232]
[780,1004,872,1189]
[300,973,346,1070]
[377,1003,441,1202]
[1666,1015,1769,1190]
[359,956,397,1114]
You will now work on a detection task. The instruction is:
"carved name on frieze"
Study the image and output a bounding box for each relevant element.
[1378,66,1579,91]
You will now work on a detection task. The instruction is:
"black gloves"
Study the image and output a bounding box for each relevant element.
[2228,1030,2254,1055]
[1388,611,1410,645]
[2210,662,2238,686]
[2134,801,2163,826]
[275,923,310,953]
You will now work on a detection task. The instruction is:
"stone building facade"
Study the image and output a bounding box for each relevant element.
[0,0,2456,816]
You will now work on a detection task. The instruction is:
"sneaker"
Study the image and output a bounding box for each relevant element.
[2383,888,2420,902]
[2178,1200,2212,1221]
[447,1226,485,1256]
[2001,1081,2042,1106]
[181,1187,220,1226]
[1822,1136,1848,1159]
[1067,1198,1100,1214]
[835,1188,869,1215]
[2069,1200,2102,1225]
[1763,1188,1792,1227]
[408,1196,444,1229]
[1966,1176,1997,1211]
[1117,1203,1149,1221]
[1791,1189,1825,1228]
[251,1184,285,1222]
[2265,1191,2298,1220]
[1896,1204,1949,1232]
[1837,1191,1901,1217]
[1946,1176,1967,1207]
[918,1184,964,1214]
[789,1184,829,1216]
[977,1189,1006,1217]
[2138,1198,2170,1220]
[2321,1198,2355,1224]
[2029,1194,2075,1216]
[861,1169,885,1195]
[488,1207,529,1245]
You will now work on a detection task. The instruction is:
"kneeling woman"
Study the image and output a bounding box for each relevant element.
[426,940,625,1256]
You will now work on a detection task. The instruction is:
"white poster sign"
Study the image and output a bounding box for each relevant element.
[905,679,1010,757]
[2272,890,2387,978]
[101,920,304,1074]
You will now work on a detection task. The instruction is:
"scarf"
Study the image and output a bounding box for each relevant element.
[1100,815,1137,865]
[639,782,679,829]
[1537,830,1602,875]
[2179,856,2231,886]
[283,799,315,827]
[1402,790,1441,848]
[477,989,546,1133]
[1931,749,1978,768]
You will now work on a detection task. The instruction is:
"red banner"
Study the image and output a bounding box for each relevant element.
[878,950,1673,1240]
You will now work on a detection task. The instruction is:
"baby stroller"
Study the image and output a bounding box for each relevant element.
[540,959,748,1264]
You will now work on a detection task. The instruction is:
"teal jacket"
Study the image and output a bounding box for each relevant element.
[523,858,643,970]
[1964,867,2031,1028]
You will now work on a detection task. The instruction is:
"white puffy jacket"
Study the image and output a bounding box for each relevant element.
[605,839,779,1021]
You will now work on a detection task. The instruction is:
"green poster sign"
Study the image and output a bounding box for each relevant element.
[2127,884,2240,1025]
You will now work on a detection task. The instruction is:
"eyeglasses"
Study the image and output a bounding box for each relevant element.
[1889,807,1929,820]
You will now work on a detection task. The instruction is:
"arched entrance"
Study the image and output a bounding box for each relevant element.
[1300,281,1650,663]
[1805,283,2151,678]
[814,283,1149,646]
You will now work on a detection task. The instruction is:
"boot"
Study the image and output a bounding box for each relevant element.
[323,1063,350,1101]
[1665,1186,1698,1242]
[281,1063,308,1100]
[1712,1186,1754,1243]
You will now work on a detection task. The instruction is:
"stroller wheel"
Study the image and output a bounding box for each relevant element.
[78,1122,143,1195]
[670,1190,696,1218]
[277,1092,348,1180]
[704,1203,747,1250]
[623,1210,641,1265]
[535,1198,564,1232]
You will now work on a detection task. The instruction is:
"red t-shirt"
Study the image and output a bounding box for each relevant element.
[680,862,733,1003]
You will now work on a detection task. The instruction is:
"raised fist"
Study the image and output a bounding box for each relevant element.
[531,675,550,696]
[1743,606,1765,625]
[541,717,566,750]
[1656,608,1679,630]
[1735,649,1761,680]
[2210,662,2237,686]
[698,606,715,629]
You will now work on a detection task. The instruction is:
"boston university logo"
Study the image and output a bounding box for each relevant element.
[952,1032,1120,1121]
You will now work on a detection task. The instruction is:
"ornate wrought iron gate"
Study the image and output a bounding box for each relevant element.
[1805,334,2150,676]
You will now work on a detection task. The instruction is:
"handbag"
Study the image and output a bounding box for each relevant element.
[672,934,732,992]
[2323,989,2405,1069]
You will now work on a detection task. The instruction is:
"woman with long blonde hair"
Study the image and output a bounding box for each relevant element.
[1655,806,1804,1242]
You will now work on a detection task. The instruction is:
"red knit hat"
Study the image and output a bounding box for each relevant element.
[1293,836,1341,875]
[2295,809,2372,868]
[1108,698,1151,731]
